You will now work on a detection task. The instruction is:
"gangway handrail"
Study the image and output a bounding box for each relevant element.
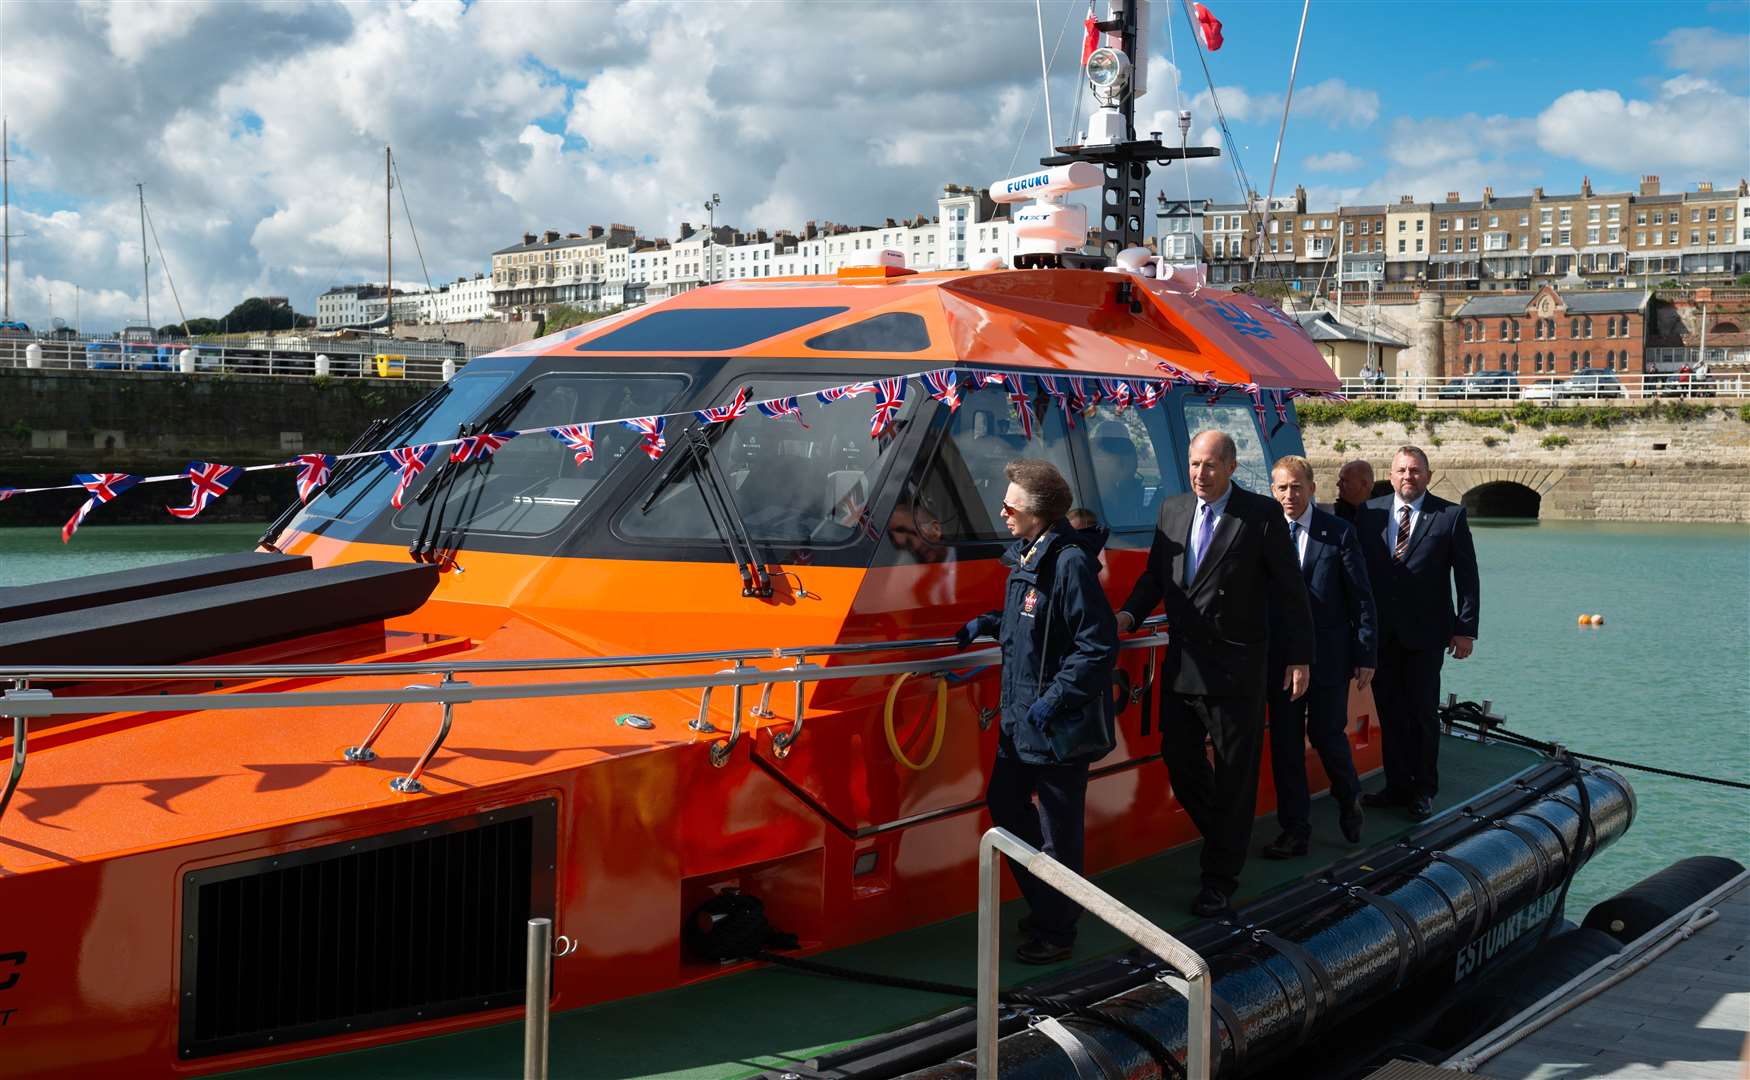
[0,618,1166,684]
[978,827,1211,1079]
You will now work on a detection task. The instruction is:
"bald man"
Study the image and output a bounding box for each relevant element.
[1333,460,1374,523]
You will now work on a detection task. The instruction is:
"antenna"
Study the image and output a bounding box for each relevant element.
[3,116,10,321]
[386,145,393,335]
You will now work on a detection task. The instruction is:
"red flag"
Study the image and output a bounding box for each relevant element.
[1081,0,1099,64]
[1193,3,1224,51]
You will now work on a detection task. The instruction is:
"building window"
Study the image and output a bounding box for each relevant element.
[1691,209,1702,222]
[1398,239,1406,253]
[1582,350,1591,366]
[1534,352,1543,372]
[1669,230,1679,244]
[1464,322,1474,342]
[1587,227,1599,243]
[1439,238,1448,253]
[1439,217,1449,231]
[1499,319,1509,339]
[1416,239,1424,252]
[1569,350,1578,369]
[1416,219,1425,232]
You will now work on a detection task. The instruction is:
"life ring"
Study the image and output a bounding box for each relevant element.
[884,672,948,771]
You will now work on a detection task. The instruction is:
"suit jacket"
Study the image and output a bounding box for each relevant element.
[1268,508,1378,686]
[1355,492,1480,651]
[1122,483,1314,697]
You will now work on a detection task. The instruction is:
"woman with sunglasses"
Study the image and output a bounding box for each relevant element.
[953,458,1119,964]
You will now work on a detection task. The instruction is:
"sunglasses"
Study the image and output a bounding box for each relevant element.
[1000,502,1027,517]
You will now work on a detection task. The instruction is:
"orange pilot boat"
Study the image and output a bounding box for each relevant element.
[0,9,1640,1077]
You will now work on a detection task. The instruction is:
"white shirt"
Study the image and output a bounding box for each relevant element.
[1286,505,1314,566]
[1384,492,1428,549]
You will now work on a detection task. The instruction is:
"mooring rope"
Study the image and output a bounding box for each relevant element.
[1440,700,1750,791]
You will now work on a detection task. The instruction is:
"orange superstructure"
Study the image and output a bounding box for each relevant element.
[0,265,1362,1077]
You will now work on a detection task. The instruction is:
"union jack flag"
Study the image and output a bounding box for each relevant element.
[293,453,335,503]
[755,396,808,427]
[1038,375,1076,429]
[62,472,140,543]
[548,423,596,465]
[1005,373,1035,440]
[381,444,435,510]
[1271,389,1291,425]
[695,385,750,425]
[0,488,15,501]
[450,430,519,463]
[622,416,667,461]
[1069,376,1100,408]
[922,368,960,412]
[1099,378,1132,411]
[868,376,907,438]
[168,461,242,521]
[1132,380,1163,410]
[816,381,876,405]
[978,370,1009,387]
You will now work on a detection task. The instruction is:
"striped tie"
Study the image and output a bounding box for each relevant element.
[1394,505,1412,562]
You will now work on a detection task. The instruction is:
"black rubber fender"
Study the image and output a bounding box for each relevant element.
[1427,926,1622,1045]
[1581,855,1745,944]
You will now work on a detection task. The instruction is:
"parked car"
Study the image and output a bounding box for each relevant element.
[1439,369,1520,400]
[1520,378,1562,402]
[1525,368,1626,401]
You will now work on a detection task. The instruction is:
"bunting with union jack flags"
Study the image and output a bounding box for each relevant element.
[548,424,596,465]
[815,381,875,406]
[695,385,750,425]
[0,488,16,501]
[1038,375,1076,429]
[1099,378,1131,411]
[622,416,667,461]
[922,368,960,412]
[1132,379,1163,410]
[381,444,435,510]
[293,453,335,503]
[755,395,808,427]
[1004,373,1035,440]
[450,430,519,463]
[62,472,140,543]
[168,461,242,521]
[868,376,907,438]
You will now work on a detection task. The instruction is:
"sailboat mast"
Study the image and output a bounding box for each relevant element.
[138,182,151,328]
[386,145,393,336]
[3,116,11,321]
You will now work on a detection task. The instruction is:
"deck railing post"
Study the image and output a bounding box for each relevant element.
[0,687,50,832]
[523,917,552,1080]
[976,827,1212,1080]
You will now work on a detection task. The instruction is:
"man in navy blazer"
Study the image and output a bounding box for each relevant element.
[1261,455,1377,857]
[1355,446,1480,821]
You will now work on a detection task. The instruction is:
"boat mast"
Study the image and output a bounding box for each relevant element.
[137,182,151,328]
[386,145,393,336]
[3,116,10,320]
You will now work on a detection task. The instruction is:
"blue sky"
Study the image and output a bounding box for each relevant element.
[0,0,1744,331]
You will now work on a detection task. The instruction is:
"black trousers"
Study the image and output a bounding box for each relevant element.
[985,734,1090,946]
[1372,638,1446,798]
[1267,679,1361,838]
[1161,688,1265,896]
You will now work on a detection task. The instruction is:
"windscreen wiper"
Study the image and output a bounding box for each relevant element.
[412,385,535,565]
[258,417,385,551]
[640,419,772,599]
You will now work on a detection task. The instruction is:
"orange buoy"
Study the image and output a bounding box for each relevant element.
[1578,614,1591,626]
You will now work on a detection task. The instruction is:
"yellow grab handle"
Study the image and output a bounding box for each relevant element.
[884,672,949,771]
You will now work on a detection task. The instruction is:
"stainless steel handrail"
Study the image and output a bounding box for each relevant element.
[0,618,1170,684]
[977,827,1211,1079]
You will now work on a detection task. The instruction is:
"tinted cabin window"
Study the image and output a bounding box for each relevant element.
[1085,402,1177,532]
[573,307,849,352]
[804,312,931,353]
[909,394,1077,546]
[619,376,910,548]
[385,372,688,537]
[1180,398,1272,493]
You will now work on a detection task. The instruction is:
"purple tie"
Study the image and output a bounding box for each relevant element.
[1194,503,1215,565]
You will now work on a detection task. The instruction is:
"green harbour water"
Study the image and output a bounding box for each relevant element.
[1,518,1746,916]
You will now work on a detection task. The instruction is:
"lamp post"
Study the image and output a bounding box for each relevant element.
[705,193,721,284]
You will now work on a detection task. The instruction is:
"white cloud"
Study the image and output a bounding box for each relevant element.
[1655,27,1750,73]
[1187,78,1378,129]
[1536,76,1750,175]
[1305,151,1364,172]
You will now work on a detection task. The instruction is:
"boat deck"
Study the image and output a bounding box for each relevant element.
[1461,871,1749,1080]
[231,734,1545,1080]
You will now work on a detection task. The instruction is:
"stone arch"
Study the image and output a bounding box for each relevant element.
[1463,481,1541,518]
[1714,321,1740,335]
[1434,466,1571,521]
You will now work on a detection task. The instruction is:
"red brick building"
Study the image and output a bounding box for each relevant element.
[1446,286,1650,379]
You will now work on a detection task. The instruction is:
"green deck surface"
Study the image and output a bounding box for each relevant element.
[233,736,1542,1080]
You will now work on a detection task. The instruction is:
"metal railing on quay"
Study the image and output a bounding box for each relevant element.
[1335,370,1750,402]
[0,339,472,382]
[0,624,1171,827]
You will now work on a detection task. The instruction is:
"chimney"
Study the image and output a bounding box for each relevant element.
[522,232,537,246]
[1482,185,1494,204]
[1696,181,1713,193]
[588,225,604,239]
[565,232,582,240]
[885,217,898,228]
[1639,175,1660,196]
[1294,184,1307,211]
[1580,176,1592,196]
[804,219,818,240]
[1399,194,1414,205]
[679,221,694,240]
[541,229,560,244]
[1445,191,1461,203]
[1532,186,1544,199]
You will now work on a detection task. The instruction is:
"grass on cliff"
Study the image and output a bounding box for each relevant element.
[1295,400,1727,432]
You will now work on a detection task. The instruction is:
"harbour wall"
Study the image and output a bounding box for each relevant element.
[1299,403,1750,522]
[0,369,432,524]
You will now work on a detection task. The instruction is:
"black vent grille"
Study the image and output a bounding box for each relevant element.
[180,799,556,1060]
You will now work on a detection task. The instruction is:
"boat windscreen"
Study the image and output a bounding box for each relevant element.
[573,307,850,352]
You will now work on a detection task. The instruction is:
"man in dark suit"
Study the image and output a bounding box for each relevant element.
[1261,455,1377,858]
[1355,446,1480,822]
[1333,459,1374,523]
[1117,430,1314,916]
